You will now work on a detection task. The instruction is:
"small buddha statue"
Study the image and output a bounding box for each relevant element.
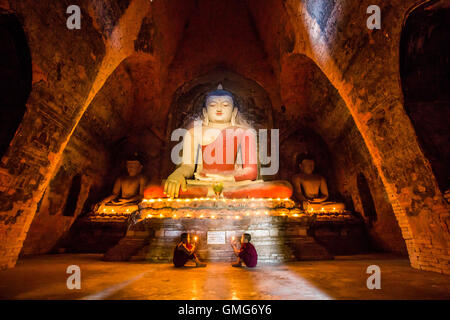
[292,156,345,212]
[144,85,292,199]
[99,154,147,207]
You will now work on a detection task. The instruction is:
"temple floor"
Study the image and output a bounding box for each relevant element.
[0,254,449,300]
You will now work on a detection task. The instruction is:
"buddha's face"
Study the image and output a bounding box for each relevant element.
[126,160,143,177]
[204,95,236,124]
[300,159,315,175]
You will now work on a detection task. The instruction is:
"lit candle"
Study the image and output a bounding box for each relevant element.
[232,236,235,242]
[194,236,198,242]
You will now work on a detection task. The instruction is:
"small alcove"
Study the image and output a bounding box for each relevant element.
[357,173,377,227]
[400,3,450,192]
[0,14,32,158]
[63,174,82,217]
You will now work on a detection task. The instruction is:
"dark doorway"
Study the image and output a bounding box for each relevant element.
[0,14,32,158]
[357,173,377,227]
[63,174,82,217]
[400,2,450,192]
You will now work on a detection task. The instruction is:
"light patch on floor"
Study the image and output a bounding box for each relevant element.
[80,272,147,300]
[0,254,449,300]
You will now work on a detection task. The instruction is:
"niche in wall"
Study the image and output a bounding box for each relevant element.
[0,14,32,158]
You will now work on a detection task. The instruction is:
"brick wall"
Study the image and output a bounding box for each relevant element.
[248,0,449,273]
[0,0,150,270]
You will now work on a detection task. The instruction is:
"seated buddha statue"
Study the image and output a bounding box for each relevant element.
[97,154,147,211]
[144,85,292,199]
[292,156,345,212]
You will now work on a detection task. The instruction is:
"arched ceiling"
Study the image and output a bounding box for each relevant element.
[86,0,294,137]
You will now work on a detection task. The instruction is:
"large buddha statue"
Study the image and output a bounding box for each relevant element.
[292,155,345,212]
[144,85,292,199]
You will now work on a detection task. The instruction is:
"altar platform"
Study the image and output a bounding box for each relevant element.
[85,197,352,221]
[82,198,369,263]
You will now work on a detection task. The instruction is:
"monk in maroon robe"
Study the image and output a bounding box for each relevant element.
[231,233,258,268]
[173,233,207,268]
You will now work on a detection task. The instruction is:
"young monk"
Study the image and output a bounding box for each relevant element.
[231,233,258,268]
[173,233,207,268]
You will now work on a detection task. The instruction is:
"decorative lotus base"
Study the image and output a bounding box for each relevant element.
[87,198,353,222]
[138,197,351,220]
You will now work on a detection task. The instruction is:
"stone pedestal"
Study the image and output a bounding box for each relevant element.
[115,216,329,263]
[103,217,354,263]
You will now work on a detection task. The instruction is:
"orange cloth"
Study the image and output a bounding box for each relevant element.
[143,181,292,199]
[201,127,257,181]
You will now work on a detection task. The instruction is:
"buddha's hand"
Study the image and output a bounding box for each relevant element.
[194,172,212,181]
[207,173,234,182]
[194,172,233,182]
[164,171,187,198]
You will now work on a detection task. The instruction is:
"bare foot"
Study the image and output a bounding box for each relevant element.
[196,262,207,268]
